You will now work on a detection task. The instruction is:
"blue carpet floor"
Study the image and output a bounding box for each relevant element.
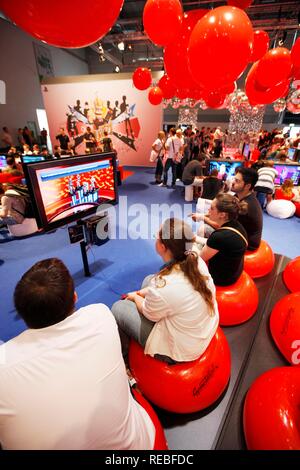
[0,166,299,342]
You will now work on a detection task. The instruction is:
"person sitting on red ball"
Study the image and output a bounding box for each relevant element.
[111,218,219,364]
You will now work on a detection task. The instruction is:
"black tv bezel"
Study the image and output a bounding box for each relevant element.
[208,159,244,175]
[21,154,47,165]
[273,162,300,186]
[23,152,118,232]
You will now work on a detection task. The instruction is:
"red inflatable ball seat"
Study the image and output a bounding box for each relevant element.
[294,202,300,218]
[128,327,231,414]
[131,388,168,450]
[283,256,300,293]
[244,240,275,278]
[270,292,300,365]
[243,367,300,449]
[216,271,259,326]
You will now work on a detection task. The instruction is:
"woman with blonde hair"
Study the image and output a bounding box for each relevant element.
[275,178,296,201]
[150,130,165,185]
[112,218,218,364]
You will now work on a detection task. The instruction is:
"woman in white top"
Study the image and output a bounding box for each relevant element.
[111,218,219,363]
[150,130,165,184]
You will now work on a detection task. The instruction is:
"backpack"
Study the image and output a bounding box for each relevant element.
[5,184,35,218]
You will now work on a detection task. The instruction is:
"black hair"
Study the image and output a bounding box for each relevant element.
[235,167,258,189]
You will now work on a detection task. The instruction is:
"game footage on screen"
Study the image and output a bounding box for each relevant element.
[34,157,116,223]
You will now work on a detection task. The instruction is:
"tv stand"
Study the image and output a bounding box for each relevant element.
[80,239,91,277]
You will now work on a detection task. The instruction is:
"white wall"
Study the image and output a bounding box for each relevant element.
[0,18,89,145]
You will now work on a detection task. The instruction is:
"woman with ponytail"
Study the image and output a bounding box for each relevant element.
[112,218,218,364]
[200,193,248,286]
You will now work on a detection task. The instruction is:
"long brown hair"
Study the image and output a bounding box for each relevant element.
[215,193,248,220]
[281,178,294,197]
[156,218,215,315]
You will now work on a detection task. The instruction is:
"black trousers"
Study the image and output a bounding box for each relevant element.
[155,157,163,182]
[163,159,176,186]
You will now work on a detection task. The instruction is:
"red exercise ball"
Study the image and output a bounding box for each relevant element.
[283,256,300,292]
[148,87,163,105]
[227,0,253,8]
[132,67,152,90]
[270,292,300,365]
[291,37,300,69]
[250,30,270,62]
[0,0,124,48]
[188,6,253,90]
[129,328,231,414]
[245,62,290,105]
[255,48,293,89]
[216,271,259,326]
[143,0,183,47]
[244,240,275,278]
[131,389,168,449]
[294,202,300,217]
[243,367,300,449]
[158,74,176,99]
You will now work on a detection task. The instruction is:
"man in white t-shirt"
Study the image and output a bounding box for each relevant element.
[0,258,155,450]
[163,128,183,187]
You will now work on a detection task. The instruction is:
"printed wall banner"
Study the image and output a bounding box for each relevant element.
[41,73,163,166]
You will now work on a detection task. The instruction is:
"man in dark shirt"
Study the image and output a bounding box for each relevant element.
[201,169,224,200]
[83,127,96,154]
[182,160,203,186]
[56,128,70,151]
[231,167,263,251]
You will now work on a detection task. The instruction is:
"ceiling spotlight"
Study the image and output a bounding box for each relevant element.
[99,55,106,63]
[114,65,120,73]
[98,42,104,54]
[127,44,133,51]
[117,41,125,51]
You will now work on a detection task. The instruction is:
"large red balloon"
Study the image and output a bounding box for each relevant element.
[255,48,293,89]
[216,271,259,326]
[148,87,163,105]
[188,6,253,89]
[227,0,253,8]
[164,9,208,91]
[291,37,300,68]
[158,74,176,99]
[143,0,183,47]
[0,0,124,48]
[205,91,227,109]
[250,30,270,62]
[244,240,275,278]
[246,62,290,105]
[129,328,231,413]
[243,367,300,450]
[270,292,300,365]
[283,256,300,293]
[132,67,152,91]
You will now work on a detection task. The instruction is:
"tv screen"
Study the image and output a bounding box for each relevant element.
[21,155,46,164]
[209,159,244,179]
[0,155,7,169]
[287,148,296,161]
[23,152,118,231]
[273,163,300,186]
[242,143,250,159]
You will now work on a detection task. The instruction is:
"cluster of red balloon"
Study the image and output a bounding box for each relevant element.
[0,0,125,48]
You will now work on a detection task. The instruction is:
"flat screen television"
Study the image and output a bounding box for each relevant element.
[209,159,244,179]
[242,143,250,159]
[23,152,118,231]
[21,155,46,164]
[0,155,7,169]
[273,163,300,186]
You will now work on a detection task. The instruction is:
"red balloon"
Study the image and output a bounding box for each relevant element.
[244,240,275,278]
[255,48,292,89]
[270,292,300,365]
[246,62,290,105]
[291,64,300,81]
[250,30,270,62]
[216,271,259,326]
[148,87,163,105]
[205,91,227,109]
[283,256,300,293]
[129,328,231,413]
[188,6,253,89]
[158,74,176,99]
[291,37,300,68]
[0,0,124,48]
[143,0,183,47]
[227,0,253,8]
[243,367,300,449]
[164,9,208,91]
[131,389,168,449]
[132,67,152,91]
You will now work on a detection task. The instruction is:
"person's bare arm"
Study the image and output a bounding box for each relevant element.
[200,244,219,262]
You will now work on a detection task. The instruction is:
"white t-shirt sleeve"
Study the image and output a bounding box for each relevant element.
[142,287,171,322]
